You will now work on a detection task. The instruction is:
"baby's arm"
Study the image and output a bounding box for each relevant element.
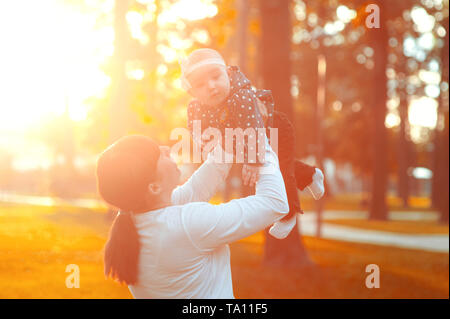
[227,88,267,186]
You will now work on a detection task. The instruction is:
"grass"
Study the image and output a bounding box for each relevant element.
[232,234,449,298]
[0,203,448,299]
[0,204,131,298]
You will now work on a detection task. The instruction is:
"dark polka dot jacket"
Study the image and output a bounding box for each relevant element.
[187,66,274,164]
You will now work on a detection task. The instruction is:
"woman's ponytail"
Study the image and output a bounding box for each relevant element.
[103,211,140,285]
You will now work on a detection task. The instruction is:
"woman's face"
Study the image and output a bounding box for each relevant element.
[155,146,181,193]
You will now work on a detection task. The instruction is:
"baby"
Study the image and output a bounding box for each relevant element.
[180,48,272,187]
[180,48,323,239]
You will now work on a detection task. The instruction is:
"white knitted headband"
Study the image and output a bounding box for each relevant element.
[179,57,226,91]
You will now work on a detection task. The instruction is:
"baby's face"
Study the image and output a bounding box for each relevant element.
[187,64,230,107]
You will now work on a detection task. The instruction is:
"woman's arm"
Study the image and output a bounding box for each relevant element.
[171,146,232,205]
[180,141,290,252]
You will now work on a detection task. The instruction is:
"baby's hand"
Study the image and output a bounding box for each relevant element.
[242,164,260,187]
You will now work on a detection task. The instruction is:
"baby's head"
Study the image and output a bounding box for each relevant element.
[180,48,231,107]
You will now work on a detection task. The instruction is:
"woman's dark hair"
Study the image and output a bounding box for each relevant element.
[96,135,160,285]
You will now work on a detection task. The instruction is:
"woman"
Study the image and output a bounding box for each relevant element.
[96,134,288,298]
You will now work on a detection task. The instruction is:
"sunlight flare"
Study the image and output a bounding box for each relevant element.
[0,0,112,130]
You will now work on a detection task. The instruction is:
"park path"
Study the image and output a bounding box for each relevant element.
[1,192,448,253]
[299,212,448,253]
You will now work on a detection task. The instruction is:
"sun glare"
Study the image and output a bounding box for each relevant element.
[0,0,442,142]
[0,0,112,131]
[385,112,401,128]
[408,96,438,128]
[158,0,217,25]
[0,0,218,132]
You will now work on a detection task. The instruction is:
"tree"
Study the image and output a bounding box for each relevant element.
[109,0,132,142]
[390,16,414,208]
[363,2,389,220]
[290,0,376,183]
[343,0,418,220]
[259,0,294,120]
[259,0,312,267]
[434,16,449,223]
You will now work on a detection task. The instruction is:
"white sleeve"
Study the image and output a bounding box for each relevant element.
[180,142,289,252]
[171,147,232,205]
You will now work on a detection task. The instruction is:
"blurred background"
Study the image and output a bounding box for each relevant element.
[0,0,448,298]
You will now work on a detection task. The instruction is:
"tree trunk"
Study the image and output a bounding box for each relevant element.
[368,2,389,220]
[314,54,326,237]
[145,0,160,118]
[237,0,249,75]
[109,0,130,142]
[397,91,410,207]
[431,132,440,207]
[438,115,449,224]
[436,17,449,224]
[263,222,313,268]
[237,0,251,199]
[260,0,312,267]
[259,0,293,120]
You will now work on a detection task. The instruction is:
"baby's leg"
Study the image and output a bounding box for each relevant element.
[269,208,299,239]
[295,160,316,190]
[295,160,325,200]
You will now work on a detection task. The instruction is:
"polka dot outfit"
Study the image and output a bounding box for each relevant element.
[187,66,275,164]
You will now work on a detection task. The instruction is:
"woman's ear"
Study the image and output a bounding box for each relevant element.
[148,182,162,196]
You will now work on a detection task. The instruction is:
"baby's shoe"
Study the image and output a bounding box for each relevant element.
[307,168,325,200]
[269,214,297,239]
